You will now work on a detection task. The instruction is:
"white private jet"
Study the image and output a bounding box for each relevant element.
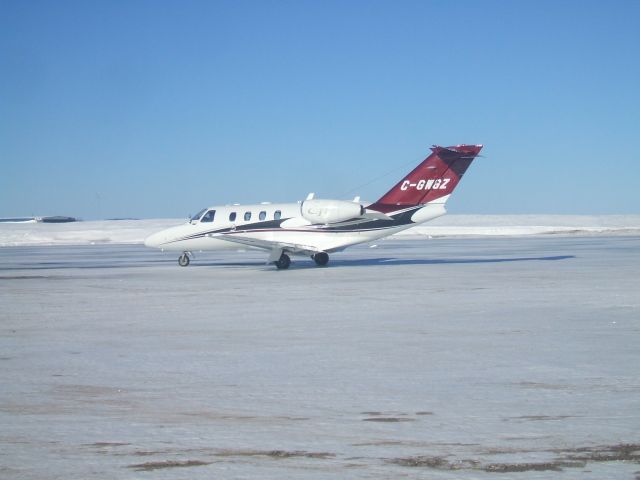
[145,144,482,269]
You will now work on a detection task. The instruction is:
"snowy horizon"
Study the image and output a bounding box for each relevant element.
[1,215,639,247]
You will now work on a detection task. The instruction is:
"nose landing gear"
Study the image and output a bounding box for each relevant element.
[178,252,191,267]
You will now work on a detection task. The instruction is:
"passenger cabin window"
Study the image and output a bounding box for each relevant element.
[229,212,237,222]
[201,210,216,223]
[244,211,251,221]
[274,210,282,220]
[259,211,266,221]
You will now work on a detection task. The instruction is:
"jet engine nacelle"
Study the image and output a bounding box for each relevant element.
[300,199,365,224]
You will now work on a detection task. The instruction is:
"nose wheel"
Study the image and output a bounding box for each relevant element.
[178,253,190,267]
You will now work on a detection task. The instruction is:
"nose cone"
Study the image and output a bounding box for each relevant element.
[144,231,164,248]
[144,224,187,249]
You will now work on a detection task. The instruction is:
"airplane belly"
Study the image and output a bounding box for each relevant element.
[249,228,391,253]
[158,236,238,252]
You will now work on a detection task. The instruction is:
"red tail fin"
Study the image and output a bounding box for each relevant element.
[367,144,482,213]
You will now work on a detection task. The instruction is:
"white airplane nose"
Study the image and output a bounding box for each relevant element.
[144,232,163,248]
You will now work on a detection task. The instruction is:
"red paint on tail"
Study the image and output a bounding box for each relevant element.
[367,144,482,213]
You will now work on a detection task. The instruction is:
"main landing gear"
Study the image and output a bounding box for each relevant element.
[178,252,191,267]
[274,253,291,270]
[312,252,329,266]
[273,251,330,270]
[273,252,330,270]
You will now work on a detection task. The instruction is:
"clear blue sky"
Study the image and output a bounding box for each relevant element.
[1,0,639,219]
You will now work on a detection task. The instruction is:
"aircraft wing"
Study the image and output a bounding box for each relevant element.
[208,232,322,259]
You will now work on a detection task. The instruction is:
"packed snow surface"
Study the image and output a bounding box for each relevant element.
[1,235,639,479]
[0,215,639,246]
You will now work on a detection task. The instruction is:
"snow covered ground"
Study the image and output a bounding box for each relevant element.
[0,215,639,246]
[1,235,639,479]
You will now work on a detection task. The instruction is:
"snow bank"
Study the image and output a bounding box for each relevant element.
[400,214,640,237]
[0,215,638,247]
[0,219,182,247]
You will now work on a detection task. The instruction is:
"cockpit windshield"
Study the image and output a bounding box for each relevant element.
[201,210,216,223]
[190,208,207,222]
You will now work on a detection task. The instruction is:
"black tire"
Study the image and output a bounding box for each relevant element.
[275,253,291,270]
[178,253,190,267]
[312,252,329,266]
